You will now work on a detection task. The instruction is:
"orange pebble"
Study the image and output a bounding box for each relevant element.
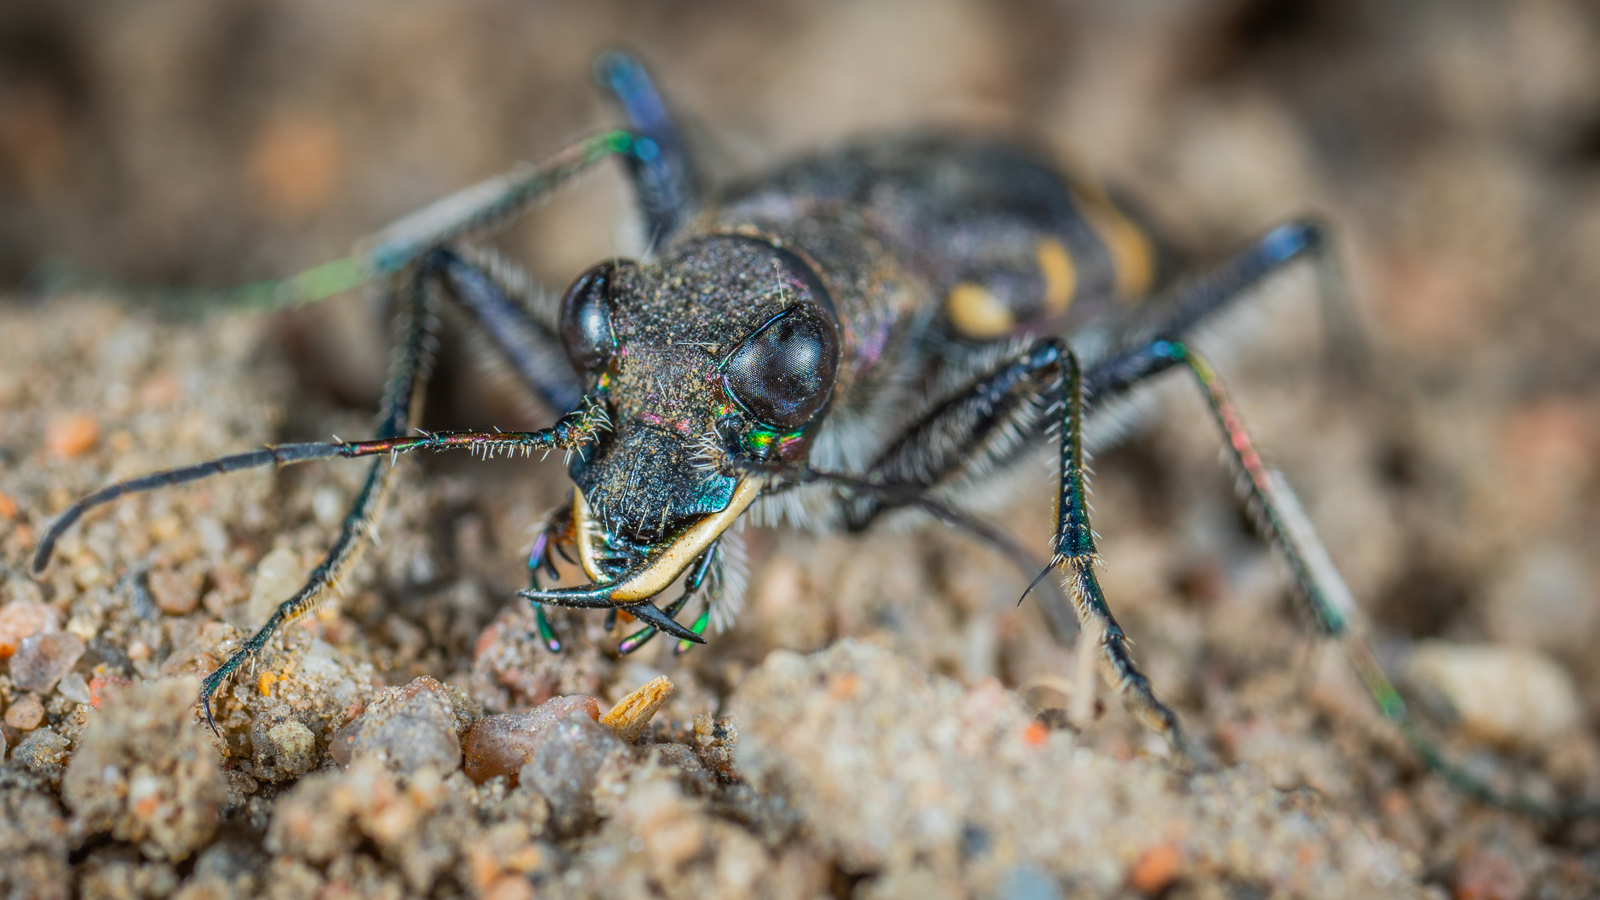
[46,413,98,458]
[88,674,131,709]
[1022,719,1050,747]
[259,671,279,696]
[4,695,44,730]
[481,874,534,900]
[828,673,860,700]
[0,491,16,519]
[1128,841,1182,895]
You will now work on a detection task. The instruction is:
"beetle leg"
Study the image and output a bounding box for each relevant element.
[838,341,1079,638]
[353,132,633,286]
[593,51,700,249]
[1045,341,1213,768]
[1087,332,1600,814]
[249,130,634,311]
[197,266,439,735]
[1088,219,1364,405]
[830,338,1204,766]
[425,246,585,415]
[676,610,713,655]
[528,518,566,650]
[33,261,610,733]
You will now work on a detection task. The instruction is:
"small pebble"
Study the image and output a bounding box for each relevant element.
[1452,846,1525,900]
[1408,641,1584,750]
[329,676,464,774]
[148,568,202,616]
[89,674,132,708]
[13,727,70,781]
[5,694,45,730]
[1128,841,1183,895]
[481,874,536,900]
[518,712,627,835]
[600,675,674,743]
[58,672,92,706]
[65,614,97,641]
[0,599,60,657]
[45,412,99,457]
[999,866,1062,900]
[0,490,16,519]
[692,713,739,780]
[1483,544,1596,657]
[264,720,318,777]
[463,695,600,784]
[248,547,306,625]
[10,631,86,693]
[311,487,345,529]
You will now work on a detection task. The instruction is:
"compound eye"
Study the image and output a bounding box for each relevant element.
[722,306,839,430]
[560,260,628,375]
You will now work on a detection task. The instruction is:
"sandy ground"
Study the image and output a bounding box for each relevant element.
[3,1,1600,898]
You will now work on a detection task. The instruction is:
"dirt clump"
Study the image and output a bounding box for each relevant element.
[736,640,1420,899]
[61,676,227,861]
[328,675,475,775]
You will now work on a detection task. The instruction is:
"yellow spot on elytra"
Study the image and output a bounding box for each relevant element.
[1036,237,1077,313]
[946,281,1014,339]
[1078,191,1155,301]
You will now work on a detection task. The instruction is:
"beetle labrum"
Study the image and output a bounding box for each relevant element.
[30,52,1583,816]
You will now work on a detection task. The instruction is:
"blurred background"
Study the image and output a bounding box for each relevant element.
[6,0,1599,650]
[3,0,1600,889]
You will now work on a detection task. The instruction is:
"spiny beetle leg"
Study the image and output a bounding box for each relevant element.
[1084,219,1360,408]
[824,333,1201,765]
[1043,340,1213,770]
[1094,331,1596,816]
[197,267,439,735]
[35,258,610,733]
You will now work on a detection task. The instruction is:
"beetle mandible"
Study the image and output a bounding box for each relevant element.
[33,52,1558,810]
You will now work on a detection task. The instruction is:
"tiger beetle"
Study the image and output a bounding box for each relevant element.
[31,52,1594,819]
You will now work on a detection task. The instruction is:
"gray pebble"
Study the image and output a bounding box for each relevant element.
[263,720,318,778]
[13,728,71,786]
[329,677,463,775]
[11,632,85,694]
[517,712,626,836]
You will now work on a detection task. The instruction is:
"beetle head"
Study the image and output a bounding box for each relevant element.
[556,234,838,590]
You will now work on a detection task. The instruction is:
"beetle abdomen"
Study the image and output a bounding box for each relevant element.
[715,136,1165,344]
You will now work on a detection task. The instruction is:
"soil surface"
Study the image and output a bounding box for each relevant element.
[4,2,1600,898]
